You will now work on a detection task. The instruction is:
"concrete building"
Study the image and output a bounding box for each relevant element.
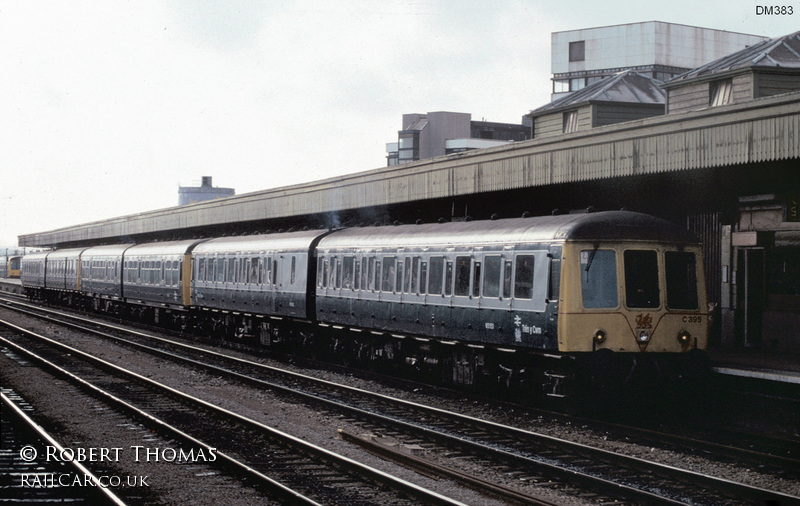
[178,176,235,206]
[551,21,766,101]
[386,111,530,166]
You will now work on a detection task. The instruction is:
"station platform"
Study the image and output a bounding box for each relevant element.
[709,348,800,385]
[0,277,22,295]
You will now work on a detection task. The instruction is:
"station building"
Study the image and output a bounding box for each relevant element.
[17,28,800,354]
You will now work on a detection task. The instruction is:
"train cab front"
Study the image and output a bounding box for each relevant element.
[559,241,710,400]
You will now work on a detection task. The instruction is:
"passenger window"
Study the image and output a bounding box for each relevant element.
[342,256,354,289]
[319,258,327,288]
[581,250,618,308]
[375,259,382,291]
[624,250,659,308]
[503,260,513,298]
[429,256,444,295]
[354,257,361,290]
[226,258,235,283]
[328,257,337,287]
[382,257,395,292]
[198,258,206,281]
[666,251,698,309]
[291,256,297,285]
[454,256,470,296]
[395,259,404,293]
[403,257,412,293]
[367,257,375,290]
[472,261,482,297]
[514,255,535,299]
[264,257,272,285]
[418,260,426,294]
[445,261,453,295]
[483,256,502,298]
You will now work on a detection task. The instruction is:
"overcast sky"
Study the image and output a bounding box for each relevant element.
[1,0,796,249]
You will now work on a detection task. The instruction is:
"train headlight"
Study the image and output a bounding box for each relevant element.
[638,330,650,343]
[593,329,606,344]
[678,331,691,344]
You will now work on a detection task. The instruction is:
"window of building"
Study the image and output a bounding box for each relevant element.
[569,77,585,91]
[710,79,733,107]
[569,40,585,62]
[553,79,570,93]
[563,110,579,133]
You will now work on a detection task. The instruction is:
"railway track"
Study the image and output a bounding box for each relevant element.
[0,320,466,505]
[2,299,798,504]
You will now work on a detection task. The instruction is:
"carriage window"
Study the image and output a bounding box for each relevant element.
[198,258,206,281]
[417,259,425,294]
[354,257,361,290]
[454,256,471,296]
[382,257,395,292]
[375,259,382,291]
[264,257,272,285]
[472,261,482,297]
[367,257,375,290]
[272,259,278,285]
[342,256,354,289]
[319,258,327,288]
[429,256,444,295]
[625,250,660,308]
[503,260,513,298]
[581,250,618,308]
[445,261,453,295]
[291,256,297,285]
[483,256,502,298]
[666,252,698,309]
[404,257,412,293]
[395,259,404,293]
[328,257,337,287]
[514,255,535,299]
[251,258,259,284]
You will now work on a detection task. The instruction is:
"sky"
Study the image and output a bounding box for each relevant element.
[1,0,797,249]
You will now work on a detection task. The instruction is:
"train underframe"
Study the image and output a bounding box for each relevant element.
[26,288,709,407]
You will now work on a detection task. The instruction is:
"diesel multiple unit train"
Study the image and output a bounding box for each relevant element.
[20,211,710,400]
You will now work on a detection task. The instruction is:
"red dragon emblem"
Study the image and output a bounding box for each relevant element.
[635,313,653,329]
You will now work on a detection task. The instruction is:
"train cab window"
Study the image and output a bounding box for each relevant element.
[382,257,396,292]
[483,256,502,298]
[581,249,618,309]
[624,250,660,308]
[665,252,698,309]
[454,256,471,296]
[514,255,535,299]
[429,256,444,295]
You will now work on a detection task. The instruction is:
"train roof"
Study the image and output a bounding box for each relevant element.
[81,244,134,256]
[193,229,330,255]
[317,211,699,250]
[124,239,207,257]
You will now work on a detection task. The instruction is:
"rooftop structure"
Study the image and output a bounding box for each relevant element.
[551,21,766,100]
[178,176,235,206]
